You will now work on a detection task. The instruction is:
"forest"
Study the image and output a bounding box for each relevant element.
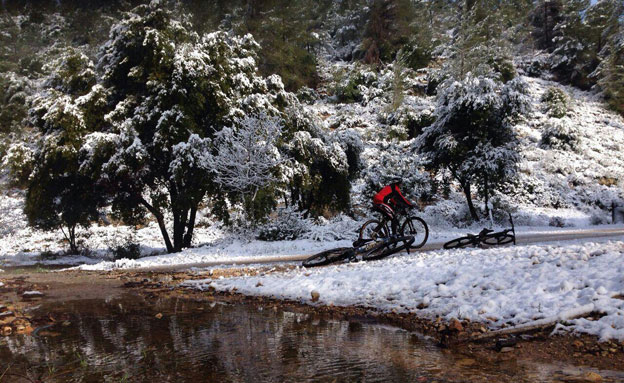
[0,0,623,255]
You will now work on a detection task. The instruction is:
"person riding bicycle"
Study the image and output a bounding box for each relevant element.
[373,178,413,234]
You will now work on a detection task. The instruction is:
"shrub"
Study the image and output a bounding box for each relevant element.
[111,242,142,260]
[334,76,363,103]
[404,110,435,139]
[257,207,310,241]
[401,42,432,71]
[2,143,34,187]
[540,118,581,151]
[332,68,376,104]
[296,86,319,104]
[541,87,569,118]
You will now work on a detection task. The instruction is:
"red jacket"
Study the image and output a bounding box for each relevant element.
[373,185,412,208]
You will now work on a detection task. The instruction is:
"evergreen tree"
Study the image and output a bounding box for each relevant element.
[85,2,298,252]
[529,0,563,52]
[445,0,516,83]
[361,0,415,65]
[25,48,105,253]
[417,76,530,221]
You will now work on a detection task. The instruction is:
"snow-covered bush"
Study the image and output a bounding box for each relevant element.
[331,65,377,104]
[540,118,581,152]
[516,54,550,78]
[541,87,569,118]
[2,142,34,187]
[332,128,364,179]
[0,72,30,134]
[404,109,435,139]
[296,87,319,104]
[256,206,310,241]
[304,214,359,242]
[362,142,434,204]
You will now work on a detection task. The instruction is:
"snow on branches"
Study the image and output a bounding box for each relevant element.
[206,114,283,196]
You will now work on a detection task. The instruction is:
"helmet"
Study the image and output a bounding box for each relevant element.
[389,177,402,186]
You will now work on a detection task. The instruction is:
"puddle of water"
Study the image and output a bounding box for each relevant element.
[1,294,623,383]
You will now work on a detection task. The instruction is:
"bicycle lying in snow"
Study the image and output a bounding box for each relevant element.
[303,205,429,267]
[443,213,516,250]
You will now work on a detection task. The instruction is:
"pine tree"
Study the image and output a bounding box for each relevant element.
[361,0,415,65]
[530,0,563,52]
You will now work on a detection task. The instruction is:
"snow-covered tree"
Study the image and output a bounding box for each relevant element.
[444,0,517,83]
[592,1,624,115]
[529,0,563,51]
[205,114,284,224]
[25,48,106,253]
[417,76,530,221]
[82,2,307,252]
[284,129,351,217]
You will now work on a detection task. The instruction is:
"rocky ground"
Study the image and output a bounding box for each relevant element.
[1,266,622,381]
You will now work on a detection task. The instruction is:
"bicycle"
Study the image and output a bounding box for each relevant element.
[443,213,516,250]
[355,204,429,252]
[302,234,416,267]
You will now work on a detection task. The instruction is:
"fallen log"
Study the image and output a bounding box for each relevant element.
[462,303,596,343]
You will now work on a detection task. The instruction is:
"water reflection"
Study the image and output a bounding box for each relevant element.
[1,294,622,382]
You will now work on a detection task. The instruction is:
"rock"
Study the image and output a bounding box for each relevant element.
[573,340,584,348]
[500,347,514,353]
[310,290,320,302]
[155,313,163,319]
[255,282,263,287]
[0,311,14,319]
[478,326,487,333]
[0,305,6,312]
[449,318,463,332]
[62,321,71,327]
[1,326,12,336]
[580,372,602,382]
[456,358,476,366]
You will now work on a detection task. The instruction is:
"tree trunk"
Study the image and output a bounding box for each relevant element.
[172,207,188,253]
[61,224,79,254]
[462,182,479,221]
[483,174,490,218]
[141,198,174,253]
[183,204,197,248]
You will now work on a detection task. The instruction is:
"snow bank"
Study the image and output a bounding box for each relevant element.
[187,239,624,341]
[76,237,352,271]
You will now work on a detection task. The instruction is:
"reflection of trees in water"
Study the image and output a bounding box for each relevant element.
[0,297,546,382]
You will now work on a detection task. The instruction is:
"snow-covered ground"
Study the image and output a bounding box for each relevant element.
[186,237,624,342]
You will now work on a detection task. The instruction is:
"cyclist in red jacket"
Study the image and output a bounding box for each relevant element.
[373,178,413,233]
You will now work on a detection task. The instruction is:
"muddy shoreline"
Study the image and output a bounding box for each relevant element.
[1,267,623,376]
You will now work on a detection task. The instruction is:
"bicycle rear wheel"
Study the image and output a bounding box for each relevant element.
[356,219,388,246]
[302,247,354,267]
[443,236,477,249]
[401,216,429,249]
[482,233,515,246]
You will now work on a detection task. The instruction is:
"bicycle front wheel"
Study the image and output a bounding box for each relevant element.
[443,236,477,249]
[401,216,429,249]
[302,247,354,267]
[482,234,515,246]
[362,236,414,261]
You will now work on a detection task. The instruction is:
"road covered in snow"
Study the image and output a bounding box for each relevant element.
[185,237,624,342]
[69,225,624,271]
